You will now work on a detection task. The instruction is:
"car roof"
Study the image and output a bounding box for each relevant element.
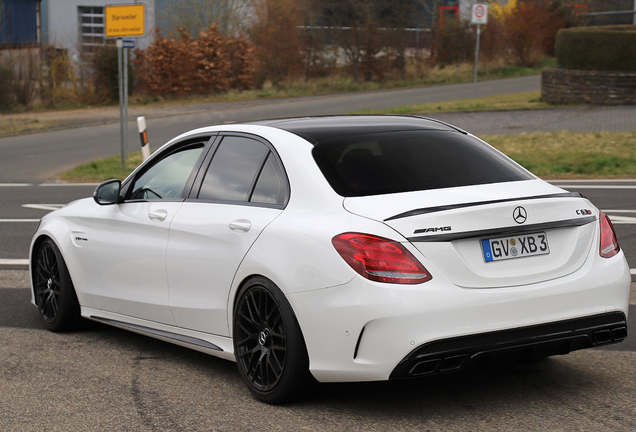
[247,115,463,145]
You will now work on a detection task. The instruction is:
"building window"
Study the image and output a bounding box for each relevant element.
[78,6,105,52]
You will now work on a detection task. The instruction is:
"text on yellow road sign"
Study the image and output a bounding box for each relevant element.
[105,4,145,38]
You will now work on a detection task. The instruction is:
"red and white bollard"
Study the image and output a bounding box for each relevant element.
[137,116,151,161]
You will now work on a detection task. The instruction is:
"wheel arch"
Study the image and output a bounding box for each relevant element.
[29,234,55,302]
[30,231,88,309]
[230,274,300,334]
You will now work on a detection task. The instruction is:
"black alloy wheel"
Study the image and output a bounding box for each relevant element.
[33,239,81,332]
[233,278,310,404]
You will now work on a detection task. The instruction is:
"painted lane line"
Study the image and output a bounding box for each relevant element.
[550,179,636,183]
[607,215,636,224]
[0,183,32,187]
[603,210,636,213]
[631,269,636,276]
[22,204,65,211]
[39,183,100,187]
[0,219,40,223]
[555,185,636,189]
[0,259,29,265]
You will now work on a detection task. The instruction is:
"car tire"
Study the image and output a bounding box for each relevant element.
[33,238,82,332]
[233,277,311,404]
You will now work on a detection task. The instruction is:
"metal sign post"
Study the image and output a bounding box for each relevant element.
[474,24,481,98]
[471,4,488,98]
[106,4,146,170]
[117,38,125,170]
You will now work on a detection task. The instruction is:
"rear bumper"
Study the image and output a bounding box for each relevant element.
[390,312,627,379]
[288,249,631,383]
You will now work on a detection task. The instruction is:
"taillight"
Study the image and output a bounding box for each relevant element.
[599,211,620,258]
[332,232,432,284]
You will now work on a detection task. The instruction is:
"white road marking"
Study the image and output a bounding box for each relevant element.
[550,179,636,183]
[631,269,636,276]
[602,210,636,213]
[606,215,636,224]
[0,259,29,265]
[555,185,636,189]
[0,219,40,223]
[21,204,65,211]
[39,183,99,187]
[0,183,32,187]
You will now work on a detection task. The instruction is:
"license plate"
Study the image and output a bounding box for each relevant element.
[481,232,550,262]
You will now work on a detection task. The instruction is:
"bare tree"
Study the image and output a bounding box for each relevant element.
[156,0,254,37]
[321,0,384,82]
[321,0,416,82]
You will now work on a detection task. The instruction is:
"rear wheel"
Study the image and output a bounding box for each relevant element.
[233,277,310,404]
[33,238,82,332]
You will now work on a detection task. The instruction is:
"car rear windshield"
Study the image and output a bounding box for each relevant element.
[312,130,534,197]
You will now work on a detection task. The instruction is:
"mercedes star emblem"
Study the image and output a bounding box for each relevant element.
[513,206,527,224]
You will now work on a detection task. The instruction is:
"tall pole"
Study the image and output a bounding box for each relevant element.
[123,45,129,162]
[473,24,481,98]
[117,38,125,170]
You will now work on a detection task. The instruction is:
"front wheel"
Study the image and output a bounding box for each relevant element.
[233,277,310,404]
[33,238,82,332]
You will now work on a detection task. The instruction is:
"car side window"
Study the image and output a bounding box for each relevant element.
[129,145,204,200]
[250,153,286,205]
[198,136,268,202]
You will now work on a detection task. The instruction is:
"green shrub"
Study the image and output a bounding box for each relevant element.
[555,25,636,72]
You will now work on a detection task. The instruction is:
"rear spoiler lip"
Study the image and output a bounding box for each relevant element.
[407,215,596,243]
[385,192,584,222]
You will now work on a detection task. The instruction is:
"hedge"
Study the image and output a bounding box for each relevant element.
[555,25,636,72]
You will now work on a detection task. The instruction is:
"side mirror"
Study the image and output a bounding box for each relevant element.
[93,179,122,205]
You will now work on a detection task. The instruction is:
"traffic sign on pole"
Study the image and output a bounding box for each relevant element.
[107,4,145,168]
[105,4,145,38]
[471,3,489,25]
[471,4,488,98]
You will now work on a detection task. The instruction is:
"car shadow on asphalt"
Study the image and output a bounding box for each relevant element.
[3,286,633,417]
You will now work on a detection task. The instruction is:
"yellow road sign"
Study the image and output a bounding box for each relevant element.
[105,4,145,38]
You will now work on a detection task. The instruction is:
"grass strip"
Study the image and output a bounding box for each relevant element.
[484,131,636,179]
[59,152,144,184]
[59,130,636,184]
[3,60,551,116]
[352,91,571,115]
[0,118,61,136]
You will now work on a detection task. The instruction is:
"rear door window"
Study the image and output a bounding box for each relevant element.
[197,135,288,206]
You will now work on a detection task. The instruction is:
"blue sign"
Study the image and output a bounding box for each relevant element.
[122,39,135,49]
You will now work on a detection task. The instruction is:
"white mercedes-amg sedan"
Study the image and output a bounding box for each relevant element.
[30,116,630,404]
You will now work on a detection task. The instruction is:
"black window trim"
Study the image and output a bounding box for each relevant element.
[187,132,290,209]
[120,133,217,203]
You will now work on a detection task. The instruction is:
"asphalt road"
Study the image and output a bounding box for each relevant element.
[0,75,541,184]
[1,180,635,432]
[2,78,636,431]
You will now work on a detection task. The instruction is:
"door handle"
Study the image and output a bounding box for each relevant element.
[148,209,168,221]
[229,219,251,232]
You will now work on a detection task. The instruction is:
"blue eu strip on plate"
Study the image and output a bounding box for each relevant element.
[481,239,493,262]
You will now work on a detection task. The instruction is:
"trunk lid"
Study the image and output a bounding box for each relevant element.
[343,180,597,288]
